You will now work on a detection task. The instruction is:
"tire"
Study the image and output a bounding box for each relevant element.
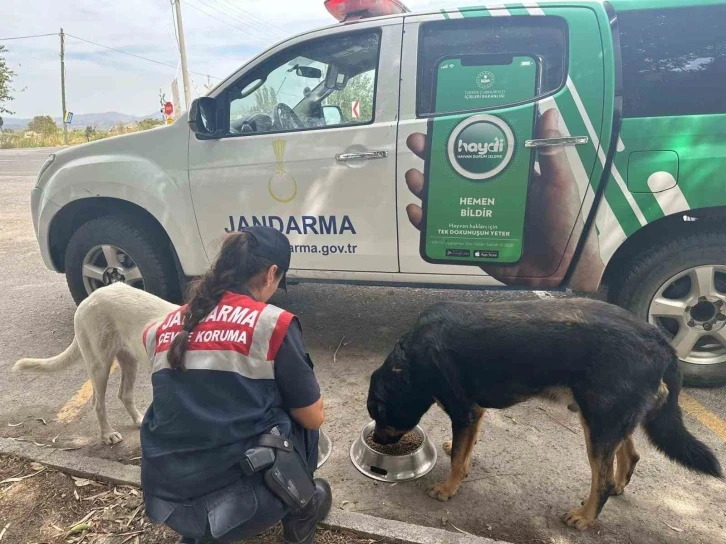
[65,215,177,305]
[610,231,726,387]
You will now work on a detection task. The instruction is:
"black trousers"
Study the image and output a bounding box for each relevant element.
[146,425,319,543]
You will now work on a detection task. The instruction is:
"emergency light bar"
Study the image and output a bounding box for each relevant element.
[324,0,410,21]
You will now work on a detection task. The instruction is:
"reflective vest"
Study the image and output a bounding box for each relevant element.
[140,291,295,501]
[143,292,294,378]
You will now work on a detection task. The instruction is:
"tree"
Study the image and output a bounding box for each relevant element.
[137,118,164,131]
[27,115,58,134]
[248,86,278,115]
[0,45,15,115]
[618,9,726,115]
[323,72,374,123]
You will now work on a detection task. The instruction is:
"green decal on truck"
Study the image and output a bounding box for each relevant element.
[421,55,538,264]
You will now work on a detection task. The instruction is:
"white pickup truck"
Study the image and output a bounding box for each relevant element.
[30,0,726,385]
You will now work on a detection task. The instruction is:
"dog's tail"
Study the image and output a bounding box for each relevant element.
[643,354,723,478]
[13,337,82,373]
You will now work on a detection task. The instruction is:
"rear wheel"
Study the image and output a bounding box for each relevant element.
[610,231,726,387]
[65,216,176,305]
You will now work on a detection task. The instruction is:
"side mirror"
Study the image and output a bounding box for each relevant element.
[189,97,218,138]
[323,105,343,126]
[296,66,323,79]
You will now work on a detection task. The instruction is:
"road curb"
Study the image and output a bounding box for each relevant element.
[0,437,140,486]
[0,437,509,544]
[321,511,510,544]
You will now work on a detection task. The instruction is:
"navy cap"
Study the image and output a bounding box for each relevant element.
[241,226,291,291]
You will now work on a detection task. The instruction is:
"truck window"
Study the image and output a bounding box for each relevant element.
[619,5,726,118]
[416,17,567,116]
[227,31,380,136]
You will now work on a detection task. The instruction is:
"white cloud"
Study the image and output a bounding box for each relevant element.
[1,0,482,118]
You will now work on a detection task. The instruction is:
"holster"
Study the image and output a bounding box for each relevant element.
[257,433,316,511]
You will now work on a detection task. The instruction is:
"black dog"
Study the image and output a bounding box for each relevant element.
[367,298,722,530]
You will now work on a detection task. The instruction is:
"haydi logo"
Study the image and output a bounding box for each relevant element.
[457,137,505,156]
[447,115,515,181]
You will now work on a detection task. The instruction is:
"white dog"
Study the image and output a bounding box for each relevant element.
[13,283,177,445]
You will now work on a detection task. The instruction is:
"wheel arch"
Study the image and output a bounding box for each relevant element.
[48,198,186,292]
[603,206,726,298]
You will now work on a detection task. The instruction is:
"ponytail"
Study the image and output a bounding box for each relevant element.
[167,232,278,370]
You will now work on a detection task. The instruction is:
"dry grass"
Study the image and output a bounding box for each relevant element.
[0,121,164,149]
[0,455,389,544]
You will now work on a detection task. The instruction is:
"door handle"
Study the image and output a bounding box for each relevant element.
[524,136,589,148]
[335,150,388,161]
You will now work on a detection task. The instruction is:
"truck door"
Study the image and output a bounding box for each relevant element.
[188,20,402,274]
[397,3,617,288]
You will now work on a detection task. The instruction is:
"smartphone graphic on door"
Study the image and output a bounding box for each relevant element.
[420,54,541,265]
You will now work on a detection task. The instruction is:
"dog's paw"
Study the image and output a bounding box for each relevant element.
[442,441,452,457]
[610,485,625,497]
[427,481,458,502]
[103,431,124,445]
[562,508,594,530]
[132,413,143,427]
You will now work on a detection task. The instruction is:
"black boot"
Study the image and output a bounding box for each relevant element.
[282,479,332,544]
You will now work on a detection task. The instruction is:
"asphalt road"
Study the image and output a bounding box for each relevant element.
[2,147,725,544]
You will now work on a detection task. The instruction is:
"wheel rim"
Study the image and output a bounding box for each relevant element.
[648,265,726,365]
[81,244,145,295]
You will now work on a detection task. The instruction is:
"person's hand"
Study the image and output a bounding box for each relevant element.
[404,108,604,289]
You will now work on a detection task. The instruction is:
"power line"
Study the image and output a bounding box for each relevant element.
[207,0,287,37]
[182,1,255,36]
[0,32,58,41]
[217,0,288,34]
[64,33,221,79]
[183,0,274,45]
[203,0,282,38]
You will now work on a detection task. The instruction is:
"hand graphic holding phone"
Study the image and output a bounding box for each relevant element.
[405,108,604,290]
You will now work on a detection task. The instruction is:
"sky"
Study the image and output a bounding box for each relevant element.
[0,0,477,119]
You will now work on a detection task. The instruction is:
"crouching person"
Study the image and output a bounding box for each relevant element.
[141,227,331,543]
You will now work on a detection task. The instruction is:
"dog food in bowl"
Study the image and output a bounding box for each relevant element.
[365,430,423,455]
[351,422,437,482]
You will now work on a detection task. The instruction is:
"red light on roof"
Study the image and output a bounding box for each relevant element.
[324,0,409,22]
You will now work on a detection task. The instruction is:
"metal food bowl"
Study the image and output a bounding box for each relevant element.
[350,421,437,482]
[317,429,332,469]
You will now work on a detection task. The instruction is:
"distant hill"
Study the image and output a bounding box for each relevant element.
[1,111,164,131]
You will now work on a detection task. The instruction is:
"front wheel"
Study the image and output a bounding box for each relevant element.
[611,231,726,387]
[64,216,176,305]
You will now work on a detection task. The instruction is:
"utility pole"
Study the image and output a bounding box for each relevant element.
[172,0,192,110]
[60,28,68,145]
[172,79,181,118]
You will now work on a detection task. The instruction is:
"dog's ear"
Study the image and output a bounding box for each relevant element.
[394,338,408,358]
[390,339,411,376]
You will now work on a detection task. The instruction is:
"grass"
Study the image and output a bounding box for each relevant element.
[0,120,166,149]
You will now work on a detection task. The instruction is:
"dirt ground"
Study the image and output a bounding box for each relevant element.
[3,149,726,544]
[0,455,389,544]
